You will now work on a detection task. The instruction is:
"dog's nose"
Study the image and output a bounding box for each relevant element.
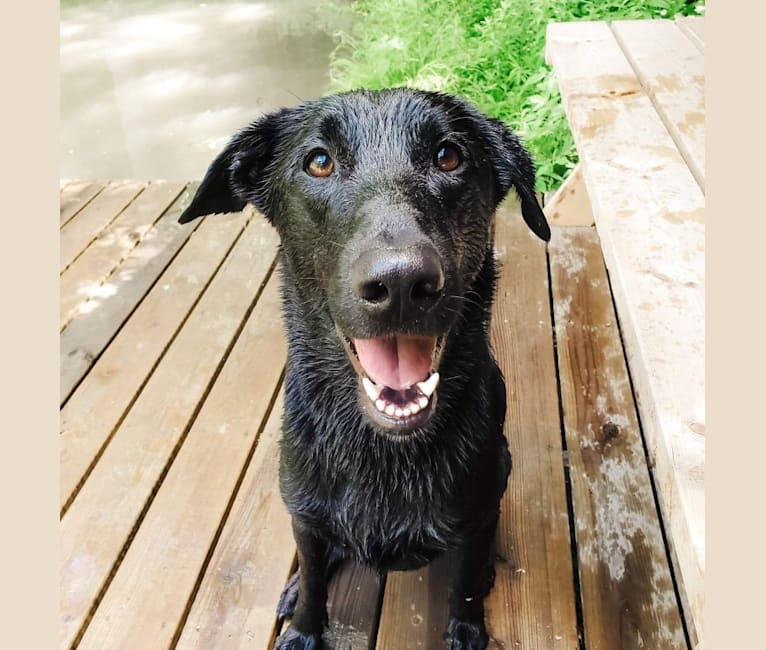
[352,246,445,321]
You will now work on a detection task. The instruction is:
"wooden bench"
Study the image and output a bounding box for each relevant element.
[60,175,693,648]
[546,17,705,649]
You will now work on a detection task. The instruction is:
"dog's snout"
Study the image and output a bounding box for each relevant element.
[352,246,445,321]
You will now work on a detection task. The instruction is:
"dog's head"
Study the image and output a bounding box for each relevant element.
[179,89,548,436]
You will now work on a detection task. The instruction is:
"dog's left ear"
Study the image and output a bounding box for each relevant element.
[178,107,302,224]
[485,117,551,242]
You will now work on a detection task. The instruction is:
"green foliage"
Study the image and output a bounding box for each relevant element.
[327,0,704,191]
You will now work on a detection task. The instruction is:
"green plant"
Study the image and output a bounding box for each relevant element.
[327,0,704,192]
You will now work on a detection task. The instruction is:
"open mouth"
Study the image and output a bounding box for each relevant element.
[341,333,444,434]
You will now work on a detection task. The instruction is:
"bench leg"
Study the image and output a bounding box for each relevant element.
[543,162,594,226]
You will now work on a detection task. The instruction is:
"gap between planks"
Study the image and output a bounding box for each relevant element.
[60,190,684,647]
[545,21,705,645]
[375,204,579,649]
[60,181,106,228]
[550,227,687,649]
[675,16,704,53]
[77,276,287,648]
[60,208,254,514]
[60,184,202,404]
[60,181,187,330]
[60,181,147,273]
[610,19,705,192]
[60,217,280,649]
[273,556,385,650]
[174,388,296,649]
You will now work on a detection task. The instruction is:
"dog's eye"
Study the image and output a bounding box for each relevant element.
[305,149,334,177]
[434,144,461,172]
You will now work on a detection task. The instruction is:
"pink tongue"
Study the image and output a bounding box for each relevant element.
[353,336,436,390]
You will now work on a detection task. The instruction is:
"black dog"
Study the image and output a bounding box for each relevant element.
[179,88,550,649]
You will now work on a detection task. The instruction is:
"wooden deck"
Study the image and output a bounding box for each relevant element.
[60,181,690,649]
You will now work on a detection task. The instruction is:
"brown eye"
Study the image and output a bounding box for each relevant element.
[306,149,334,177]
[435,144,461,172]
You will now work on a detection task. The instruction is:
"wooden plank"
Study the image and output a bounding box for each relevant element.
[675,17,704,52]
[484,210,579,648]
[325,562,384,650]
[60,209,251,513]
[375,205,579,649]
[546,21,705,645]
[612,19,705,190]
[60,180,145,271]
[77,276,286,649]
[60,217,279,649]
[175,390,296,650]
[543,162,594,226]
[60,180,186,328]
[550,227,686,649]
[376,555,452,649]
[60,181,105,227]
[60,184,200,404]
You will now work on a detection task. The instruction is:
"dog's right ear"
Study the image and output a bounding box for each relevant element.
[178,107,302,224]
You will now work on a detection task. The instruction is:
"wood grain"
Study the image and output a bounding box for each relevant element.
[60,209,251,512]
[60,181,105,227]
[611,19,705,190]
[78,275,286,649]
[60,180,145,271]
[60,184,200,403]
[376,555,453,649]
[374,203,579,649]
[324,561,384,650]
[483,209,579,649]
[675,16,704,52]
[543,162,594,226]
[60,180,186,328]
[550,227,686,649]
[60,217,278,649]
[546,22,705,643]
[175,389,296,650]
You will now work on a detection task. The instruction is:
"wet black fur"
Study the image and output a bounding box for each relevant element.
[179,88,549,649]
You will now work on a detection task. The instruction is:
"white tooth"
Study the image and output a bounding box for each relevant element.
[376,399,386,412]
[402,407,411,417]
[409,403,421,415]
[362,376,383,401]
[394,407,403,417]
[385,404,396,416]
[416,372,440,397]
[418,396,429,408]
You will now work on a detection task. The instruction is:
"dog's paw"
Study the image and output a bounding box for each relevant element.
[276,569,300,620]
[274,625,322,650]
[444,617,489,650]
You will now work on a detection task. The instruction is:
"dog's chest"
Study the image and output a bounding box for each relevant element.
[321,464,465,570]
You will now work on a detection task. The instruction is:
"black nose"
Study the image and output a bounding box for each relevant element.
[352,245,445,322]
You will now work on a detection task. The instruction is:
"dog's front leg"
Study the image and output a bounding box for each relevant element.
[444,520,499,650]
[275,517,330,650]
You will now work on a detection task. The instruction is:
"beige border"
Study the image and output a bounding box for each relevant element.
[707,0,762,648]
[1,0,59,647]
[3,0,750,647]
